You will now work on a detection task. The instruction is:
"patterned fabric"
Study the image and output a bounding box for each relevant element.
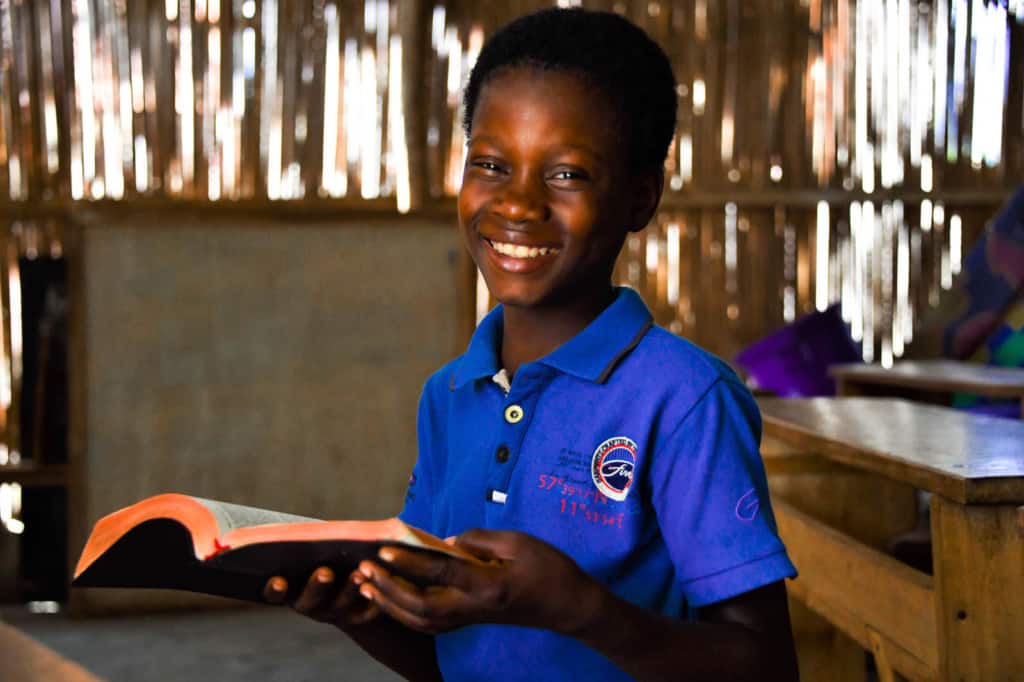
[953,299,1024,417]
[943,185,1024,360]
[975,299,1024,367]
[944,187,1024,418]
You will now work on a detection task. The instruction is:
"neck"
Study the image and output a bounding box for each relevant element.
[500,285,616,377]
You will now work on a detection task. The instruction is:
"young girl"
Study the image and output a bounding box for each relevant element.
[267,8,799,681]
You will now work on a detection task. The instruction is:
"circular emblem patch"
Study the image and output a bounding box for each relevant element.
[591,436,638,502]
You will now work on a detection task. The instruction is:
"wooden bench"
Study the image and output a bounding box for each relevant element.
[0,621,102,681]
[830,360,1024,418]
[759,397,1024,682]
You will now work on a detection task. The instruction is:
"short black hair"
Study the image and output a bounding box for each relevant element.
[462,8,677,174]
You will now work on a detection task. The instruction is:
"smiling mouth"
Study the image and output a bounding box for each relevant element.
[484,238,561,259]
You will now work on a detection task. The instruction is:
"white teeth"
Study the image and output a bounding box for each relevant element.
[488,240,559,259]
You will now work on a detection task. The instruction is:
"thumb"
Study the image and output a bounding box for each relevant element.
[453,528,521,561]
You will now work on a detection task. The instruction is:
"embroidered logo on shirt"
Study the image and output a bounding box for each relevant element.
[735,489,760,522]
[591,437,637,502]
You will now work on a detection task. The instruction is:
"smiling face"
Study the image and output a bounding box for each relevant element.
[458,66,658,312]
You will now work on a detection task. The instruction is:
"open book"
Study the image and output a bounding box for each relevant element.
[73,493,470,604]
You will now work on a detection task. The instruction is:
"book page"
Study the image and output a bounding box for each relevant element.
[195,497,320,534]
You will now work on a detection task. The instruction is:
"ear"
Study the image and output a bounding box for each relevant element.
[627,168,664,233]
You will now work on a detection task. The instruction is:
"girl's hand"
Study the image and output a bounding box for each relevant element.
[263,566,381,630]
[355,529,603,635]
[265,566,446,682]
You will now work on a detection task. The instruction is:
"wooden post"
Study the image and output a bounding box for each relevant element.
[787,603,867,682]
[398,0,429,212]
[64,219,88,616]
[931,495,1024,680]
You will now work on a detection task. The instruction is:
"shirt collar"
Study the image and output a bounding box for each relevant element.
[452,287,653,389]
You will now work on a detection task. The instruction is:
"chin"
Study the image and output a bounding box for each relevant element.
[487,287,547,309]
[480,277,553,309]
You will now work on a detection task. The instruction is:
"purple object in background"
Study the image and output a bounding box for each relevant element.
[960,402,1021,420]
[735,304,861,397]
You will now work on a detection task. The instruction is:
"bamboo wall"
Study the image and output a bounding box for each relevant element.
[0,0,1020,480]
[1,2,1021,338]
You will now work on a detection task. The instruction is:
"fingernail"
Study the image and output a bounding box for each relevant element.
[270,576,286,592]
[359,562,373,578]
[316,568,333,583]
[359,584,374,600]
[352,572,364,585]
[378,548,395,562]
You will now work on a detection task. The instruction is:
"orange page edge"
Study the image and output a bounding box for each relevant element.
[74,493,220,579]
[221,520,480,563]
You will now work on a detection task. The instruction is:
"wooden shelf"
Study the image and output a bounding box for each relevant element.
[0,185,1013,221]
[658,187,1016,209]
[0,197,458,223]
[0,463,68,487]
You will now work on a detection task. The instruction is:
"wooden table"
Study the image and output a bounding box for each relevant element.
[759,397,1024,682]
[830,360,1024,418]
[0,621,102,681]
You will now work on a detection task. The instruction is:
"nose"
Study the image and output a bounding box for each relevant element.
[491,174,551,223]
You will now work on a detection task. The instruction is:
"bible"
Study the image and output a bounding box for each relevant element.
[73,493,468,604]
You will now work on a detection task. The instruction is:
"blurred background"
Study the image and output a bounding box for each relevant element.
[0,0,1021,677]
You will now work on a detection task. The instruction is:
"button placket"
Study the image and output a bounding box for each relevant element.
[486,391,535,510]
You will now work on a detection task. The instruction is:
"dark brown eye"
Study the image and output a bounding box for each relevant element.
[548,167,590,188]
[470,158,504,175]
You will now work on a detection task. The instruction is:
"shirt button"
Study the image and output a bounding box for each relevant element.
[504,404,524,424]
[495,445,510,463]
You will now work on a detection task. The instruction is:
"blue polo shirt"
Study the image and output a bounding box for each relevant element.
[400,287,796,681]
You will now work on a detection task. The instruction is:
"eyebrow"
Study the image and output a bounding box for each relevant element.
[467,134,608,163]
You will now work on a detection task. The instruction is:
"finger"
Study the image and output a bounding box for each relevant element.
[331,571,380,625]
[333,569,370,610]
[347,602,381,626]
[331,570,364,611]
[344,585,381,626]
[365,559,466,622]
[363,559,428,611]
[263,575,289,604]
[377,547,474,590]
[359,580,454,634]
[292,566,339,616]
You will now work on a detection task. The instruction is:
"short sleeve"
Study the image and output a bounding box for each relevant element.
[398,458,433,531]
[649,378,797,608]
[398,380,443,533]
